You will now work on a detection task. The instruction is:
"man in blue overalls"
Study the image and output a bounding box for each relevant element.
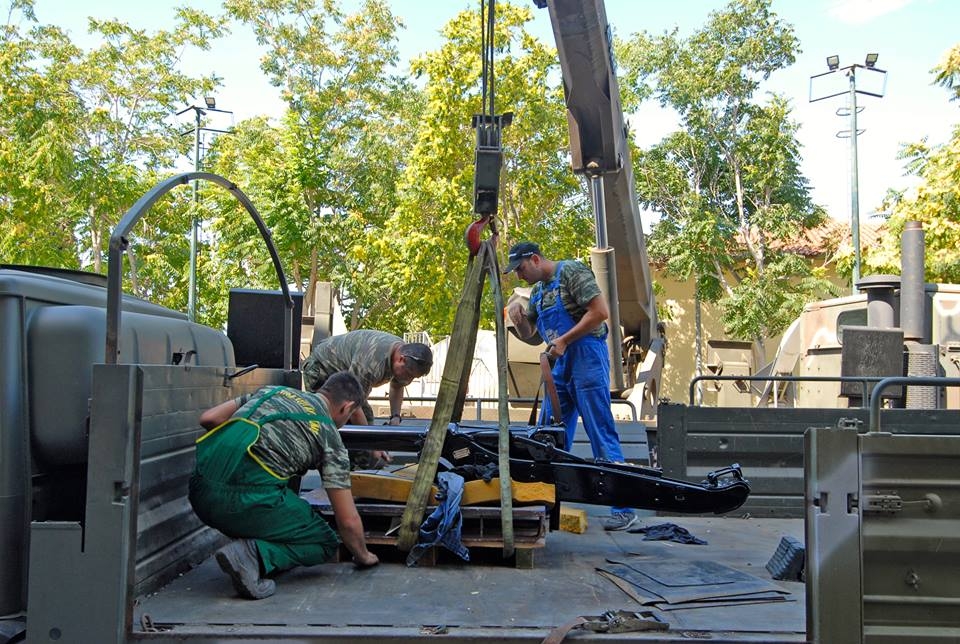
[505,241,637,531]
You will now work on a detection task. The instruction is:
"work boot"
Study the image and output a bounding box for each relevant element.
[215,539,276,600]
[601,511,638,531]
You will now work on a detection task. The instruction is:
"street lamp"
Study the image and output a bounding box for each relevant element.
[810,54,888,294]
[176,99,234,322]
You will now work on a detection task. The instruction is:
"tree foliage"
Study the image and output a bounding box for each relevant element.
[618,0,833,350]
[862,43,960,283]
[373,3,586,338]
[0,0,224,308]
[222,0,417,329]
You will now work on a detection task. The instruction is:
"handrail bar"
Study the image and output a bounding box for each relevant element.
[688,374,887,407]
[368,395,639,422]
[106,172,294,369]
[868,377,960,432]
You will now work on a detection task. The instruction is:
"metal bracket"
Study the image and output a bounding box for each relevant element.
[862,491,903,514]
[837,417,864,431]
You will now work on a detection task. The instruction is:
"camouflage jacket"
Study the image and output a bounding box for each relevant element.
[240,386,351,489]
[301,330,401,394]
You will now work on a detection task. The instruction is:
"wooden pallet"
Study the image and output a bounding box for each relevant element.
[306,492,549,568]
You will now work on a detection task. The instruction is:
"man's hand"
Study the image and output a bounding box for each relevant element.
[507,302,525,328]
[371,450,392,467]
[353,551,379,568]
[546,337,568,358]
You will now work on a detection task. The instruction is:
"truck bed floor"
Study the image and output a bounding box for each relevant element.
[135,512,806,643]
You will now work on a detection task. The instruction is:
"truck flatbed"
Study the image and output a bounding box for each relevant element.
[135,512,805,643]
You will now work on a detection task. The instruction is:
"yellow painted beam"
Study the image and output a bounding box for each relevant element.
[350,472,555,507]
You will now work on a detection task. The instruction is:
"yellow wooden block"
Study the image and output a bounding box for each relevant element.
[559,506,587,534]
[461,478,555,507]
[350,471,437,503]
[349,471,555,507]
[460,479,557,506]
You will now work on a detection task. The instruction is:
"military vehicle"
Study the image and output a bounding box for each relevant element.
[2,1,958,643]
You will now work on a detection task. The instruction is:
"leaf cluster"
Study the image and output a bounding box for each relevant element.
[861,43,960,284]
[619,0,829,343]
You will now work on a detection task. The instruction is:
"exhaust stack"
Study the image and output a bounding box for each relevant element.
[900,221,938,408]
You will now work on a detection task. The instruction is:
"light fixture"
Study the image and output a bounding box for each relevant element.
[864,53,879,68]
[204,96,216,109]
[826,55,840,71]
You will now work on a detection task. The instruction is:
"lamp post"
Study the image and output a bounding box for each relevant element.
[176,98,233,322]
[810,54,887,294]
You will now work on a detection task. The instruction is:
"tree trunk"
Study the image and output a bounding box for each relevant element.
[306,248,319,317]
[694,282,704,406]
[90,209,102,273]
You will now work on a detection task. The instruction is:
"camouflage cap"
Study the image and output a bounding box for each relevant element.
[399,342,433,373]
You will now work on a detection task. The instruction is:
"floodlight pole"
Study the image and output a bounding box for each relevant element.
[189,107,202,322]
[847,67,862,294]
[810,55,886,295]
[177,101,234,322]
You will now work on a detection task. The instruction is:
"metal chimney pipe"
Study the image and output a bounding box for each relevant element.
[856,274,900,329]
[900,221,939,408]
[900,221,926,343]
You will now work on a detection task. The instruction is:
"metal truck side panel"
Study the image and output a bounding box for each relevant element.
[860,432,960,641]
[26,364,295,643]
[0,295,28,616]
[805,425,862,644]
[28,365,143,644]
[657,402,960,517]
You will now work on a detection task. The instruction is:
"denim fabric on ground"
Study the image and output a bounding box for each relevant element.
[406,471,471,566]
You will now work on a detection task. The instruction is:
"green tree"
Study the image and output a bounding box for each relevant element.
[223,0,416,328]
[0,1,83,266]
[618,0,832,357]
[375,2,585,338]
[862,43,960,283]
[0,0,225,294]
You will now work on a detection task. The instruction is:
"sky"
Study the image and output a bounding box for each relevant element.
[29,0,960,227]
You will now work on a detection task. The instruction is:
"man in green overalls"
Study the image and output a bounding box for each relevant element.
[189,372,379,600]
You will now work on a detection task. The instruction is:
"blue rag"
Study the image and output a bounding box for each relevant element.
[406,471,471,566]
[629,522,708,545]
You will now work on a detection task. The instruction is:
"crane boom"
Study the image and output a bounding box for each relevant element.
[530,0,662,415]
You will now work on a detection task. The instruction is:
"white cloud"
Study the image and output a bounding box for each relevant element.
[826,0,913,25]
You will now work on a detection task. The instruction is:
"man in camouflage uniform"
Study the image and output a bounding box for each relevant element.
[188,372,378,600]
[504,241,637,532]
[301,330,433,427]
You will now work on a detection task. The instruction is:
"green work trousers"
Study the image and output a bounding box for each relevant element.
[188,420,341,575]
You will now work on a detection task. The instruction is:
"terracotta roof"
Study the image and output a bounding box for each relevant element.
[772,219,885,256]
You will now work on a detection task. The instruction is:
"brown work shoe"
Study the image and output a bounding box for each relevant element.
[215,539,276,600]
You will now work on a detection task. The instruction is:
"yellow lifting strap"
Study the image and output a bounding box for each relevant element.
[396,240,515,557]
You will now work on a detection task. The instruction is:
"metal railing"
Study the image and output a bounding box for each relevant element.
[106,172,294,369]
[369,395,639,422]
[688,374,886,407]
[869,376,960,432]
